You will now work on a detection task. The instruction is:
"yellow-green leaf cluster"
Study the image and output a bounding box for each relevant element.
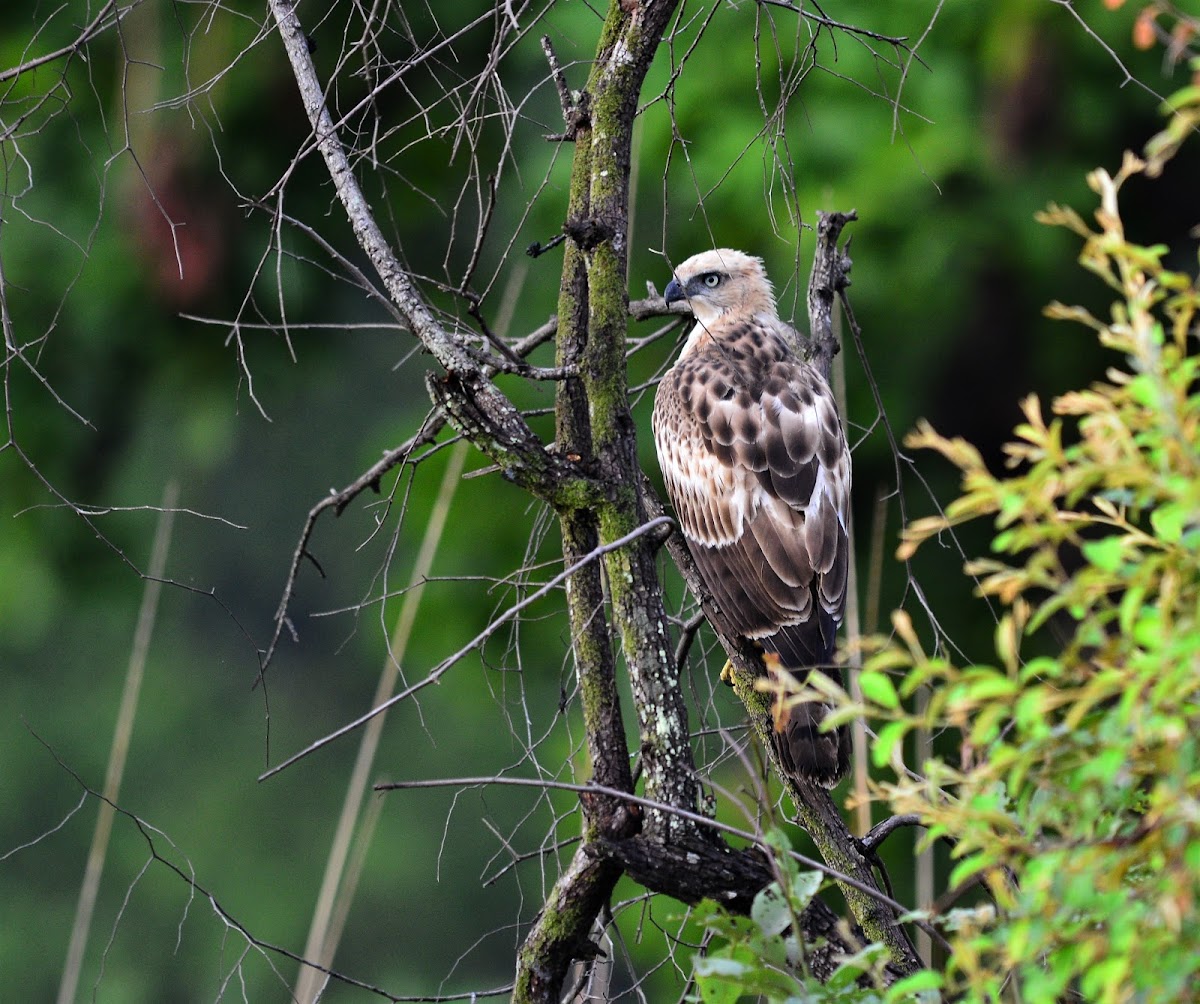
[859,74,1200,1003]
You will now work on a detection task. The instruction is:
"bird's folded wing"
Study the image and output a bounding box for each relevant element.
[652,320,850,649]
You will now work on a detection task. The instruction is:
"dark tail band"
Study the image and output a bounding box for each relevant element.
[771,700,850,788]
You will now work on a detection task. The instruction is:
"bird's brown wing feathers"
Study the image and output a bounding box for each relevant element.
[653,318,850,646]
[653,317,851,785]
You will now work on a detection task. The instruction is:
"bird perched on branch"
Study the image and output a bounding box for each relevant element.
[652,249,852,787]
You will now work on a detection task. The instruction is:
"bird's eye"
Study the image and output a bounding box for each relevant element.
[703,273,721,288]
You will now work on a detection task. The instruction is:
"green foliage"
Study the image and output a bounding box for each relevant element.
[2,1,1195,998]
[687,831,910,1004]
[855,68,1200,1002]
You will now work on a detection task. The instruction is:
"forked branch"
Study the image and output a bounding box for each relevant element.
[266,0,597,514]
[269,0,921,993]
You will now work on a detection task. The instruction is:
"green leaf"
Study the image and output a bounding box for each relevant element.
[948,852,991,889]
[962,668,1018,702]
[696,946,799,1000]
[1080,956,1131,1001]
[694,955,749,1004]
[1132,604,1163,649]
[789,870,822,911]
[864,647,918,673]
[762,829,801,888]
[1080,536,1124,572]
[695,957,747,978]
[1014,687,1052,738]
[873,720,909,768]
[829,942,890,987]
[884,969,944,1002]
[858,670,900,709]
[751,882,791,937]
[1150,502,1189,543]
[1118,584,1147,637]
[1163,84,1200,112]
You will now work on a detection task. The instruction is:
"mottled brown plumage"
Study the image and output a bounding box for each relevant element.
[652,249,851,786]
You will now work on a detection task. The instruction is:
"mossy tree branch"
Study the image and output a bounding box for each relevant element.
[271,0,919,993]
[516,3,699,998]
[568,0,702,847]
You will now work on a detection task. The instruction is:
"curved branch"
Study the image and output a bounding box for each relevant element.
[269,0,468,373]
[0,1,121,85]
[861,813,923,853]
[268,0,591,510]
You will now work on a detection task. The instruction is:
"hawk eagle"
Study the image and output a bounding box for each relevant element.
[652,249,852,787]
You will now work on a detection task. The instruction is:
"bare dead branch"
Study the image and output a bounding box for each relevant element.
[1049,0,1170,100]
[806,209,856,382]
[0,1,122,86]
[33,731,423,1001]
[755,0,913,48]
[541,35,574,125]
[269,0,593,511]
[262,294,585,681]
[267,0,472,374]
[261,409,446,675]
[861,813,924,853]
[525,233,566,258]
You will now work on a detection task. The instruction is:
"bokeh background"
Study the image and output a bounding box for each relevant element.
[2,1,1196,999]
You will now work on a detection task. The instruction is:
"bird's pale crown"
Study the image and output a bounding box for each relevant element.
[664,248,778,331]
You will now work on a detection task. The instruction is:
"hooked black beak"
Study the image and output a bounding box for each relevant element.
[663,277,684,305]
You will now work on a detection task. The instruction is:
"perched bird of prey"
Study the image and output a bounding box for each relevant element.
[652,249,852,787]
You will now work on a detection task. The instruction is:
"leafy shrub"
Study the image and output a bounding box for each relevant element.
[690,59,1200,1004]
[857,63,1200,1003]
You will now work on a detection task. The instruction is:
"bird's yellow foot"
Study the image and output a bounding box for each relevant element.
[719,660,735,686]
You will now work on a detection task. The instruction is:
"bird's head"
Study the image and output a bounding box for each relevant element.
[663,249,776,329]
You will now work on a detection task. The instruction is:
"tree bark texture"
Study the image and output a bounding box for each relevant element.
[267,0,922,997]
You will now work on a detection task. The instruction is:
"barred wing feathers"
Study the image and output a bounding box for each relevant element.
[653,317,851,785]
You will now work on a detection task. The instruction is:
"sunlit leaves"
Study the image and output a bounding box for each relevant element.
[851,70,1200,1003]
[689,853,897,1004]
[857,670,900,710]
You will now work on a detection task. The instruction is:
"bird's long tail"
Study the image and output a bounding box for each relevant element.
[761,637,850,788]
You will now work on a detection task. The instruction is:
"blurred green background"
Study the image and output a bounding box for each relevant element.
[1,1,1195,999]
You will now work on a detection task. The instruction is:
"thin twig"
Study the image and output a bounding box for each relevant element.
[0,1,120,84]
[37,730,510,1002]
[755,0,912,48]
[259,517,675,781]
[266,0,482,375]
[264,294,671,678]
[261,409,445,675]
[542,35,574,123]
[671,610,707,671]
[293,445,467,1004]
